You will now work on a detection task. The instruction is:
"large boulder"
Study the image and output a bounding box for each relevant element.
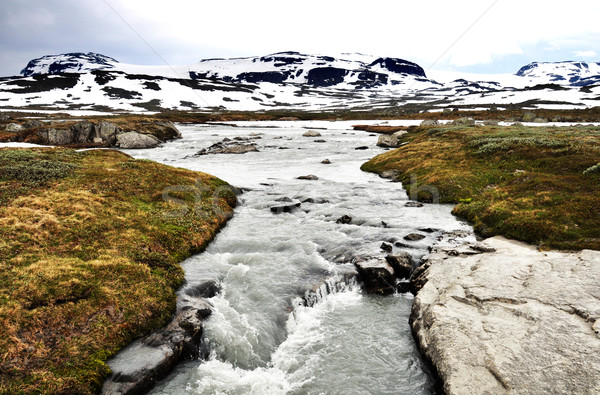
[5,123,24,133]
[95,121,120,144]
[23,120,44,129]
[411,236,600,395]
[116,132,161,149]
[146,121,181,141]
[354,258,396,295]
[385,252,413,279]
[420,120,439,126]
[72,121,96,143]
[47,128,75,145]
[377,134,400,148]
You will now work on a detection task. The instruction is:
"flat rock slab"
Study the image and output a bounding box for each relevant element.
[411,236,600,395]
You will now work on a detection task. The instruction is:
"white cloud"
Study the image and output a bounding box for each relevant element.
[574,50,597,58]
[3,0,600,75]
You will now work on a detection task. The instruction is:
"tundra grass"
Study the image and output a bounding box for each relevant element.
[361,125,600,250]
[0,148,236,394]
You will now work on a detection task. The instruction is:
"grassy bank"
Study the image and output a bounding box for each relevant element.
[361,124,600,250]
[0,148,236,394]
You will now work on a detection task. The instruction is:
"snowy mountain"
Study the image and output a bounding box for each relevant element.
[20,53,118,77]
[516,61,600,87]
[0,51,599,113]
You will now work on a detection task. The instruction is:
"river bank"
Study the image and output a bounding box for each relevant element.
[0,148,236,394]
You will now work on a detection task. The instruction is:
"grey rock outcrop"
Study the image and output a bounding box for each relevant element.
[5,123,24,133]
[420,119,439,126]
[23,120,44,129]
[116,132,161,149]
[95,121,120,145]
[72,120,95,143]
[411,236,600,395]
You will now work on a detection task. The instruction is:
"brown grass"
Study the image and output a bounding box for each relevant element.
[0,148,236,394]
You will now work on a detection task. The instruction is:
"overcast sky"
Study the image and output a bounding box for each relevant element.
[1,0,599,76]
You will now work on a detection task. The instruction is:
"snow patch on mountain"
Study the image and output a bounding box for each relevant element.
[516,61,600,86]
[20,53,118,77]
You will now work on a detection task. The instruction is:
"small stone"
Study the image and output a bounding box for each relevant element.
[355,146,369,150]
[297,174,318,180]
[380,242,393,253]
[270,203,301,214]
[303,130,321,137]
[404,233,426,241]
[404,202,424,208]
[336,215,352,224]
[321,159,331,164]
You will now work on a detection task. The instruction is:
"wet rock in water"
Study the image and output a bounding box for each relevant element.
[275,197,293,202]
[102,302,212,395]
[355,146,369,150]
[303,130,322,137]
[385,252,413,279]
[404,201,424,208]
[380,242,393,253]
[314,139,326,143]
[411,236,600,395]
[195,142,258,155]
[336,215,352,224]
[418,228,440,233]
[321,159,331,164]
[183,280,220,298]
[395,241,415,249]
[270,202,301,214]
[354,258,396,296]
[225,185,243,196]
[397,282,411,294]
[297,174,319,180]
[279,147,290,150]
[404,233,426,241]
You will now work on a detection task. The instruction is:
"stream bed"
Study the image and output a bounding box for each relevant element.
[116,120,474,394]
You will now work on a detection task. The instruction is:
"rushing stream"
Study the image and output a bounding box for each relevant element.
[118,120,473,394]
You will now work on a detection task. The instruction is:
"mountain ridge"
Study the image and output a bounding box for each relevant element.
[1,51,599,113]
